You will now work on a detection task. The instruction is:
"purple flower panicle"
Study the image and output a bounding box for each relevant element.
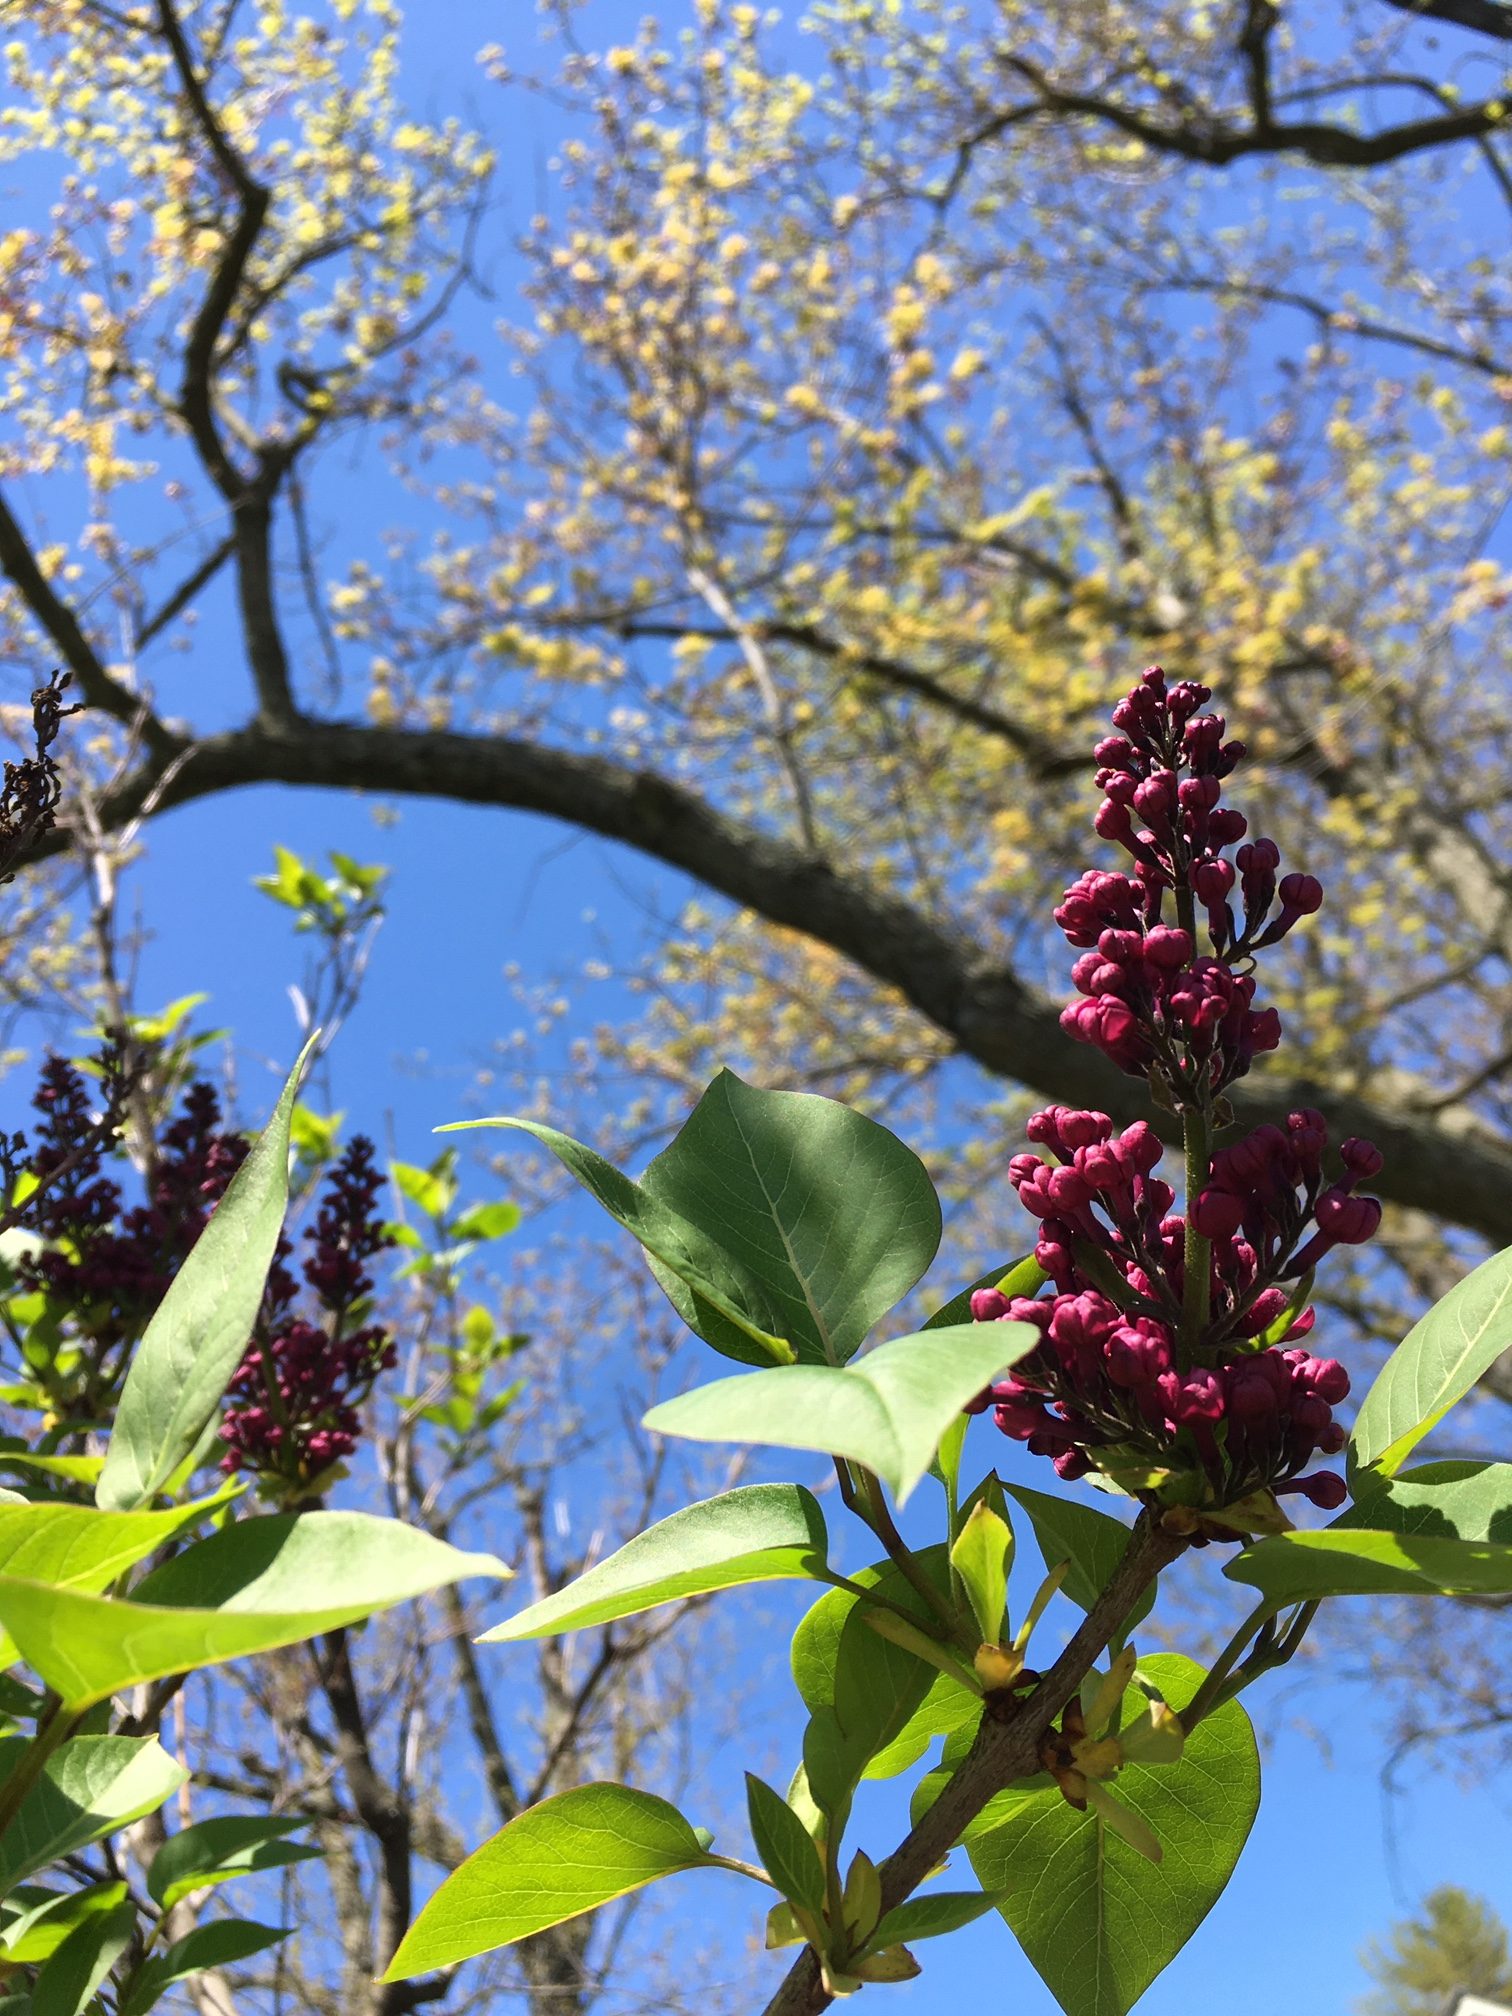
[974,670,1382,1520]
[219,1137,396,1490]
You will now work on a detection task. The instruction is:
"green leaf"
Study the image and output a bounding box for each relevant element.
[0,1513,505,1709]
[147,1817,320,1910]
[1003,1483,1155,1633]
[643,1322,1036,1506]
[119,1920,289,2016]
[382,1785,723,1977]
[450,1071,943,1368]
[0,1456,102,1488]
[745,1775,825,1916]
[451,1201,521,1244]
[0,1885,125,1964]
[967,1656,1258,2016]
[1350,1243,1512,1480]
[97,1043,315,1512]
[1336,1460,1512,1542]
[32,1894,133,2016]
[1225,1527,1512,1604]
[0,1490,236,1595]
[870,1891,999,1945]
[950,1500,1013,1644]
[480,1485,828,1642]
[0,1738,189,1894]
[793,1551,948,1815]
[443,1112,791,1366]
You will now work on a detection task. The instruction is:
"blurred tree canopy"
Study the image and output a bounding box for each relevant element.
[1361,1885,1512,2016]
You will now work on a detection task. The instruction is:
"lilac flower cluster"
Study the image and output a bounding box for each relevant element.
[22,1063,246,1344]
[219,1137,396,1489]
[971,670,1383,1520]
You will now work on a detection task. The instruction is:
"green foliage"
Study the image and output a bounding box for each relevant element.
[146,1816,319,1910]
[1003,1481,1156,1632]
[1225,1527,1512,1604]
[481,1484,829,1640]
[1351,1244,1512,1480]
[968,1657,1259,2016]
[642,1321,1036,1505]
[451,1070,943,1368]
[96,1042,314,1513]
[1359,1886,1512,2016]
[383,1785,728,1977]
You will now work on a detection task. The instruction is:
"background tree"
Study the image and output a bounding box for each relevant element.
[2,0,1512,1997]
[1361,1887,1512,2016]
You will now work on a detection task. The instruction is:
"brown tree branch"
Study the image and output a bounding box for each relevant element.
[996,48,1510,169]
[1377,0,1512,39]
[0,488,177,753]
[32,714,1512,1245]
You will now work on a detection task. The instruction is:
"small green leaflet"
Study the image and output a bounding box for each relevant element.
[480,1485,828,1641]
[643,1322,1036,1505]
[1350,1243,1512,1480]
[97,1041,315,1512]
[745,1775,825,1916]
[382,1785,725,1976]
[967,1656,1258,2016]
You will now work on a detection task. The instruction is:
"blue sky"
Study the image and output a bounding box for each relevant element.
[2,1,1509,2009]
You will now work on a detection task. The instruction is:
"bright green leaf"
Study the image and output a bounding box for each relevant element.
[147,1817,319,1910]
[1225,1527,1512,1604]
[0,1489,236,1596]
[951,1500,1013,1644]
[382,1785,722,1977]
[0,1513,505,1709]
[0,1885,125,1964]
[97,1043,315,1512]
[922,1256,1045,1333]
[745,1775,825,1916]
[0,1738,188,1895]
[1350,1244,1512,1480]
[643,1322,1036,1506]
[967,1656,1258,2016]
[870,1890,999,1945]
[480,1485,827,1642]
[120,1920,289,2016]
[32,1894,133,2016]
[1337,1460,1512,1542]
[450,1071,942,1369]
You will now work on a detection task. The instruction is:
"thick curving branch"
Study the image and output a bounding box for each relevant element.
[37,714,1512,1246]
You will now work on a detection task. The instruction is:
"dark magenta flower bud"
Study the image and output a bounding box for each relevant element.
[1286,1471,1348,1510]
[1278,872,1323,915]
[1339,1137,1384,1180]
[1190,1187,1244,1240]
[971,1287,1010,1322]
[1115,1121,1163,1174]
[1301,1356,1351,1403]
[1059,1109,1114,1149]
[1227,1370,1279,1422]
[1235,1287,1291,1336]
[1105,1319,1172,1386]
[1094,736,1138,769]
[1095,798,1135,846]
[1246,1007,1283,1053]
[1315,1189,1382,1245]
[995,1398,1049,1439]
[1192,858,1236,905]
[1142,925,1192,969]
[1209,808,1248,845]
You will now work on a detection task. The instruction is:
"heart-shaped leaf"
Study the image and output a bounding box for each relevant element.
[643,1322,1036,1505]
[450,1072,942,1367]
[966,1655,1257,2016]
